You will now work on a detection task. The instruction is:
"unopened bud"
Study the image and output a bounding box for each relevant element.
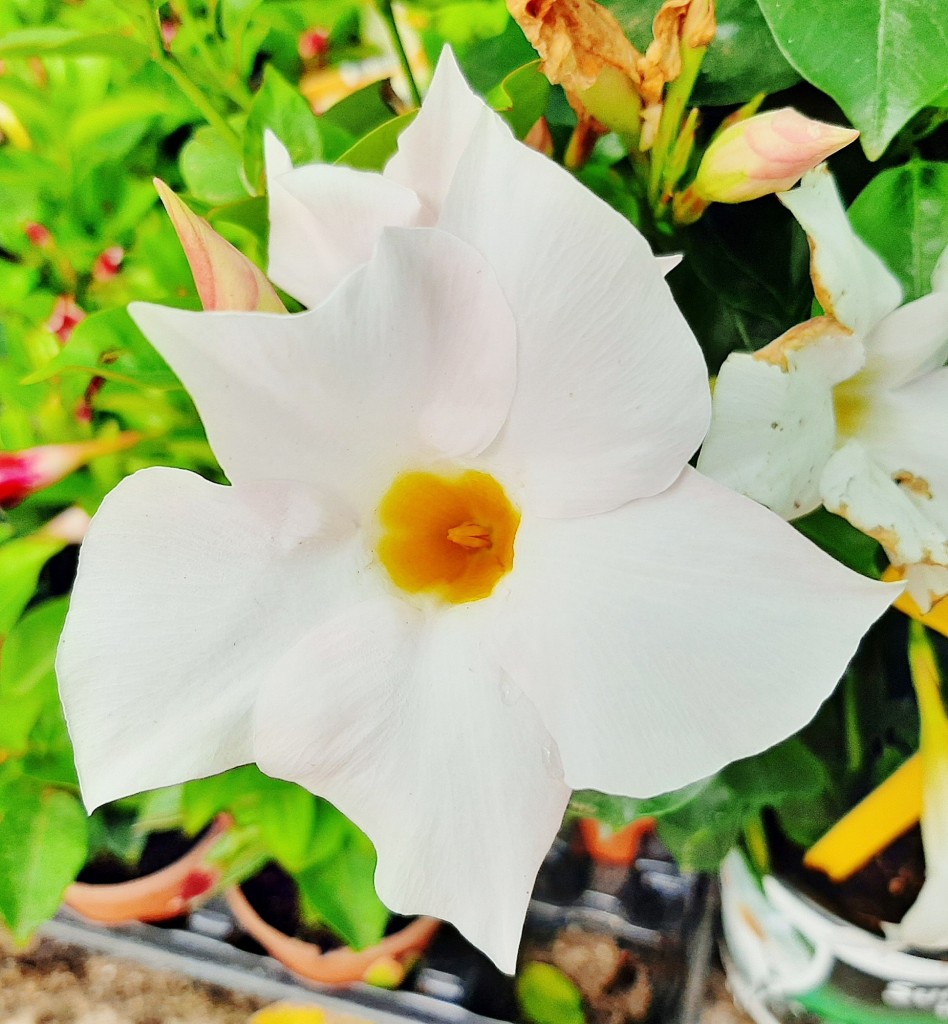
[299,27,330,61]
[691,108,859,204]
[0,434,139,509]
[46,295,85,344]
[93,245,124,281]
[24,221,53,248]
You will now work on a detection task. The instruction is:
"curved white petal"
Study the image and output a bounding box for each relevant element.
[439,113,709,518]
[861,292,948,389]
[857,369,948,541]
[253,597,570,972]
[778,166,902,335]
[495,467,896,797]
[698,326,861,519]
[130,227,516,505]
[384,48,487,220]
[820,441,948,571]
[57,467,368,811]
[265,133,422,308]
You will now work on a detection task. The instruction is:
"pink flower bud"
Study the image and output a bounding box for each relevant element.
[0,434,139,509]
[298,27,330,61]
[46,295,86,344]
[93,245,124,281]
[691,108,859,204]
[24,221,52,248]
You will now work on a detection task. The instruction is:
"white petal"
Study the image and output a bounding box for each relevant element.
[265,133,422,308]
[856,369,948,541]
[698,326,861,519]
[778,166,902,334]
[932,244,948,293]
[130,227,516,504]
[439,114,709,518]
[904,564,948,613]
[384,48,487,220]
[253,598,570,972]
[820,441,948,569]
[57,467,367,811]
[496,467,896,797]
[861,292,948,389]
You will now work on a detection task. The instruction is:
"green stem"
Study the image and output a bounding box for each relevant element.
[648,43,706,204]
[376,0,422,108]
[743,814,771,876]
[134,0,243,151]
[842,669,864,777]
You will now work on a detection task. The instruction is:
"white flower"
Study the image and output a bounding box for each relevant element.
[698,165,948,611]
[57,53,895,971]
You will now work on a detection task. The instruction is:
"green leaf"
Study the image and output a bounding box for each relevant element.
[295,827,388,949]
[0,28,149,66]
[335,111,417,172]
[180,124,248,206]
[23,308,181,390]
[0,598,69,755]
[321,81,395,139]
[251,778,318,874]
[0,778,88,944]
[755,0,948,159]
[489,60,550,139]
[693,0,799,104]
[0,533,68,637]
[849,161,948,302]
[793,507,883,579]
[517,962,586,1024]
[244,65,325,194]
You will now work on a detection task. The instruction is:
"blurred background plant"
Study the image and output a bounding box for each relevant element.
[0,0,945,1011]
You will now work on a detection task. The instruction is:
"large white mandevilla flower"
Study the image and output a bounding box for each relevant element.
[698,165,948,611]
[57,53,895,970]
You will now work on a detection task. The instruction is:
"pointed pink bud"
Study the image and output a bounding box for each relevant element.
[0,433,139,509]
[691,108,859,204]
[41,506,91,545]
[45,295,85,344]
[299,27,330,61]
[154,179,286,313]
[24,221,53,248]
[93,245,124,281]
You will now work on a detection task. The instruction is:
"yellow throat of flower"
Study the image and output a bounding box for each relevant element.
[832,372,871,439]
[377,470,520,604]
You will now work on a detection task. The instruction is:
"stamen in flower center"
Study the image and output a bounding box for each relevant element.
[833,372,871,439]
[377,470,519,604]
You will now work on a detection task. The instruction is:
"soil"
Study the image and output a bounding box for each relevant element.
[0,935,751,1024]
[0,937,265,1024]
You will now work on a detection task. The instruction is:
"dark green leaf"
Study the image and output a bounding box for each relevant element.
[335,111,416,171]
[489,60,550,139]
[849,161,948,302]
[755,0,948,158]
[793,507,883,579]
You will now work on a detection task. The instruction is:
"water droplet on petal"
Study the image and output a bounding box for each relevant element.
[542,743,565,781]
[499,676,522,706]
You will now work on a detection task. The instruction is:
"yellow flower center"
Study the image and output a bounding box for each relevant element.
[833,372,871,439]
[377,470,520,604]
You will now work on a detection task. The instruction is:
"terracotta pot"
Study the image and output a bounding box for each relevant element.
[577,817,656,867]
[64,814,232,924]
[720,849,948,1024]
[226,884,440,986]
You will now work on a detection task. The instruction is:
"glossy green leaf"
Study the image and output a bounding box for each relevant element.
[693,0,799,104]
[321,81,395,139]
[180,124,248,206]
[335,111,417,172]
[0,533,68,636]
[517,962,586,1024]
[755,0,948,158]
[849,161,948,302]
[296,827,388,949]
[489,60,550,138]
[0,598,69,754]
[0,778,88,944]
[793,507,883,579]
[244,66,325,194]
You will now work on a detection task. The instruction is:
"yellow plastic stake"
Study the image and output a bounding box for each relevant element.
[804,753,923,882]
